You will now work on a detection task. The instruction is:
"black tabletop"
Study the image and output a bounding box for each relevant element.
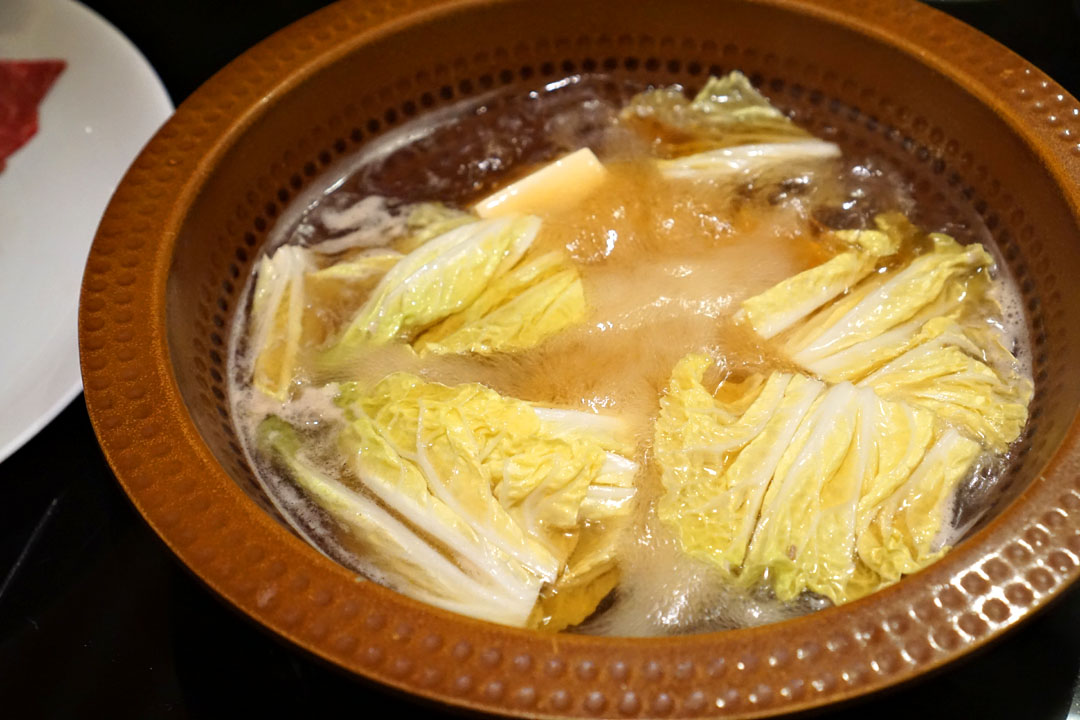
[2,1,1079,718]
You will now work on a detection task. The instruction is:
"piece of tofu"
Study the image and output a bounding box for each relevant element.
[473,147,608,218]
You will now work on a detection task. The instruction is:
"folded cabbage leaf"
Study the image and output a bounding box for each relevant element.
[524,407,638,631]
[317,215,541,369]
[736,218,903,339]
[260,373,640,628]
[857,427,980,582]
[303,249,403,341]
[655,354,825,578]
[622,71,815,154]
[781,232,994,380]
[248,245,313,400]
[655,353,980,605]
[340,372,637,548]
[737,213,1030,454]
[248,202,482,399]
[415,251,586,355]
[306,249,402,284]
[656,140,842,180]
[249,245,412,399]
[395,202,476,253]
[858,317,1032,453]
[528,522,623,631]
[668,213,1032,603]
[741,381,866,602]
[259,416,542,626]
[740,383,952,604]
[621,71,841,176]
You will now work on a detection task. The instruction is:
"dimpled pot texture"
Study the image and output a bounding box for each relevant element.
[79,0,1080,717]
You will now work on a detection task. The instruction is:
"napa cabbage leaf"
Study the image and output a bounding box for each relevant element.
[858,317,1033,453]
[655,354,825,578]
[262,373,638,628]
[415,251,586,355]
[622,71,815,153]
[395,202,476,253]
[317,215,541,369]
[780,232,994,380]
[258,416,544,626]
[736,218,903,339]
[857,427,981,582]
[248,245,313,400]
[656,140,841,179]
[621,71,841,174]
[655,353,983,605]
[737,214,1030,454]
[664,213,1034,605]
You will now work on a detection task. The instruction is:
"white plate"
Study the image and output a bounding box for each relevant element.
[0,0,173,462]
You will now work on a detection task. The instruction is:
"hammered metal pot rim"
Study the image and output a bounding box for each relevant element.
[79,0,1080,717]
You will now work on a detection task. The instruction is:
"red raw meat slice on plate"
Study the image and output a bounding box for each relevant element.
[0,59,67,173]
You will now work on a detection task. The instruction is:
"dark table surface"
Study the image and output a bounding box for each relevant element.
[2,1,1080,717]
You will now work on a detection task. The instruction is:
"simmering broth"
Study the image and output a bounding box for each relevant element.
[228,73,1032,634]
